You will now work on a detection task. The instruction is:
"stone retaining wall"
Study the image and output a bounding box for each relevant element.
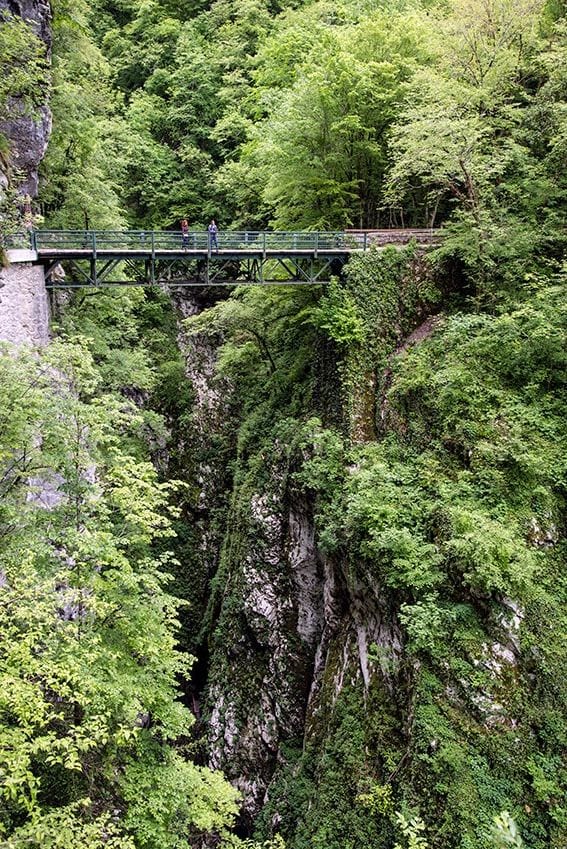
[0,259,49,346]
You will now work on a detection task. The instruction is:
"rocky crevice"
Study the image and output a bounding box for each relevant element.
[167,286,413,825]
[206,471,322,823]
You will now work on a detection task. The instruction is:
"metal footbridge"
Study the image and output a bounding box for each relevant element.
[5,229,442,288]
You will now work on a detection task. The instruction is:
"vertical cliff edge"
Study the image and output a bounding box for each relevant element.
[0,0,52,198]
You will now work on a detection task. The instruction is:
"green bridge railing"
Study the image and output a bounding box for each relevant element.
[4,229,442,254]
[31,230,353,252]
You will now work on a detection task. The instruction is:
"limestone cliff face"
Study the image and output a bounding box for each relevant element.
[203,470,406,826]
[172,288,405,827]
[206,473,326,823]
[0,0,52,197]
[3,0,51,45]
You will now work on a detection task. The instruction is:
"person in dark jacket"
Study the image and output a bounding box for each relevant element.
[208,219,219,252]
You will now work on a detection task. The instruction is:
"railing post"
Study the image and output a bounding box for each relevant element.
[151,231,155,285]
[30,229,37,252]
[314,232,318,258]
[363,231,368,252]
[91,231,97,286]
[262,231,266,259]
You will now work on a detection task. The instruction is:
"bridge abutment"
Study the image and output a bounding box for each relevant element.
[0,251,50,347]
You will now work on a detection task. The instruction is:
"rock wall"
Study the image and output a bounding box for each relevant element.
[0,0,52,197]
[2,0,52,45]
[0,259,49,346]
[204,464,405,828]
[207,477,325,825]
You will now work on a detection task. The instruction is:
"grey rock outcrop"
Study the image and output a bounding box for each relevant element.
[205,475,405,823]
[1,100,52,197]
[0,0,52,197]
[2,0,52,46]
[207,483,326,822]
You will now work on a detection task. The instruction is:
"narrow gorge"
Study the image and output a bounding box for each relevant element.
[0,1,565,848]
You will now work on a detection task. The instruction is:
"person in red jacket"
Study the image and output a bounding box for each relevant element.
[181,218,190,249]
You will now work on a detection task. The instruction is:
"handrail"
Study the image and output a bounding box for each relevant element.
[29,228,443,253]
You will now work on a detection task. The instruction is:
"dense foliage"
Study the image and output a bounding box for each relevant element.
[0,339,241,847]
[0,0,566,846]
[31,0,566,252]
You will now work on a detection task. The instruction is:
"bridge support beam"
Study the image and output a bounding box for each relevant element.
[43,255,348,288]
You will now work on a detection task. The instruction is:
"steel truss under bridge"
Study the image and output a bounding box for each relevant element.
[43,254,348,288]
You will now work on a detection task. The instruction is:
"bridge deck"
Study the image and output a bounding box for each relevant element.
[3,229,442,287]
[36,248,355,259]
